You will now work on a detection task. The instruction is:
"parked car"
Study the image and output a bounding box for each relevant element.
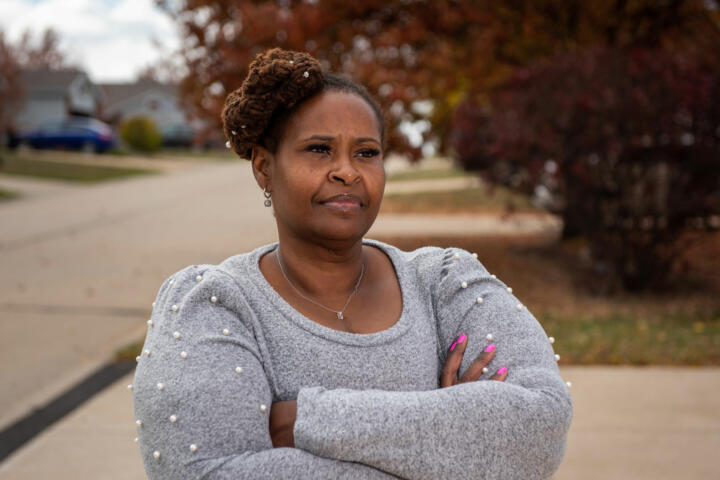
[14,116,117,153]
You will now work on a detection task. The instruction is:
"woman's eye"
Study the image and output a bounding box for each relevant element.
[307,144,331,154]
[358,149,380,158]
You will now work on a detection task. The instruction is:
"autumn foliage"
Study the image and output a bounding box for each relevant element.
[453,47,720,290]
[155,0,719,291]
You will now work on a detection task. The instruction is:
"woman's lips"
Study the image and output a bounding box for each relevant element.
[320,194,363,211]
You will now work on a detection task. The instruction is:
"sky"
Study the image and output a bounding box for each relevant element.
[0,0,181,83]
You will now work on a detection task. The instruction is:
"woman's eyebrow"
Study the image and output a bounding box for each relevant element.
[300,135,381,146]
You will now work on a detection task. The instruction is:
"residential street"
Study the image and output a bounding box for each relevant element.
[0,160,277,431]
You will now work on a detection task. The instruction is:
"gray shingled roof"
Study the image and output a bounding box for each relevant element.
[21,69,86,92]
[99,81,178,110]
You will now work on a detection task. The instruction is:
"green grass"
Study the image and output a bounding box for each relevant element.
[540,311,720,365]
[381,187,540,214]
[0,186,19,201]
[387,167,473,182]
[115,341,144,362]
[0,154,156,182]
[155,148,240,162]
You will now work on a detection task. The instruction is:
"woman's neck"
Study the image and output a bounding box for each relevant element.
[273,234,365,299]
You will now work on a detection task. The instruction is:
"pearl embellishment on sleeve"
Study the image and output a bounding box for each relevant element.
[173,331,180,339]
[169,415,177,423]
[476,297,483,304]
[222,328,230,336]
[210,296,218,303]
[260,404,267,413]
[195,275,203,282]
[189,444,197,453]
[486,333,493,341]
[180,351,188,359]
[549,336,555,344]
[461,281,468,289]
[156,383,164,391]
[235,366,243,374]
[153,451,160,459]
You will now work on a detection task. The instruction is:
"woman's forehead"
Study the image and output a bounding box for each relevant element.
[285,91,381,142]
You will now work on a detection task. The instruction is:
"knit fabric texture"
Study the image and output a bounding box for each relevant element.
[133,238,573,479]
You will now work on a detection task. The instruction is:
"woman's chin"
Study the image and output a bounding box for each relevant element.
[312,217,376,243]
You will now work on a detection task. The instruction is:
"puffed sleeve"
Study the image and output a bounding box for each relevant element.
[292,248,573,480]
[132,265,400,479]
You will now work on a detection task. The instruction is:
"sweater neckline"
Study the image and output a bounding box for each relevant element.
[245,238,411,346]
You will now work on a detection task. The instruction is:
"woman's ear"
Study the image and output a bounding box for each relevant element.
[251,145,273,190]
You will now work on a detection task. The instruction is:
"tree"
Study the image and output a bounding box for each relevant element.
[453,46,720,291]
[0,27,72,145]
[0,31,24,143]
[14,28,68,71]
[153,0,520,157]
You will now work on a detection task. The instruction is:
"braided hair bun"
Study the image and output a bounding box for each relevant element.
[222,48,324,159]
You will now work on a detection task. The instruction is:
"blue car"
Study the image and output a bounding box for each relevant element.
[18,117,116,153]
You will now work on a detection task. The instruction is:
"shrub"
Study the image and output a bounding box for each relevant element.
[452,47,720,291]
[120,116,162,153]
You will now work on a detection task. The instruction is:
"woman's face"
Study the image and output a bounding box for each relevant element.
[258,90,385,245]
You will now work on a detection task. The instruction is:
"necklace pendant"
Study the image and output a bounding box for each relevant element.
[337,312,344,320]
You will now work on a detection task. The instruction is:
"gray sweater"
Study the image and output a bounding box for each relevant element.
[133,239,573,479]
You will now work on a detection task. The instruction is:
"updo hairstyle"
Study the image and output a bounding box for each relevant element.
[222,48,385,160]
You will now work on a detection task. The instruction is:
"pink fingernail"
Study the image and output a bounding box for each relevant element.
[450,334,467,351]
[484,344,495,353]
[497,367,508,375]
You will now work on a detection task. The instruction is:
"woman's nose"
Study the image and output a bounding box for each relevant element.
[329,152,360,184]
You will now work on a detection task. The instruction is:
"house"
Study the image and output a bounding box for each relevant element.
[14,69,104,130]
[99,81,197,146]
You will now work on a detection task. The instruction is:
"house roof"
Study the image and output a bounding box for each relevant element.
[22,69,87,92]
[99,81,178,111]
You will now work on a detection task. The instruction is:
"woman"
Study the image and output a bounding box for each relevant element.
[132,48,572,479]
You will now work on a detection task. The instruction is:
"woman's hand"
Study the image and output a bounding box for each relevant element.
[440,334,508,388]
[269,400,297,448]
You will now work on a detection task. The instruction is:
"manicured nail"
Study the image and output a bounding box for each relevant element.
[484,344,495,353]
[450,334,467,352]
[497,366,508,375]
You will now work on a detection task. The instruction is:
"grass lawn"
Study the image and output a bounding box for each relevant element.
[387,167,473,182]
[381,187,541,214]
[0,186,19,201]
[152,147,240,162]
[0,152,156,182]
[380,235,720,366]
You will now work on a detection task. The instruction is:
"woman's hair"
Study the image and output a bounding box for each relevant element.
[222,48,385,160]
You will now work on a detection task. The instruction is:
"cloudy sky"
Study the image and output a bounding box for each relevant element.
[0,0,181,83]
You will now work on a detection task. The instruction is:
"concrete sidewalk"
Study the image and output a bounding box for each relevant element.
[1,366,718,479]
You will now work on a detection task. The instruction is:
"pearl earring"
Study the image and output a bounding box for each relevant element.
[263,187,272,207]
